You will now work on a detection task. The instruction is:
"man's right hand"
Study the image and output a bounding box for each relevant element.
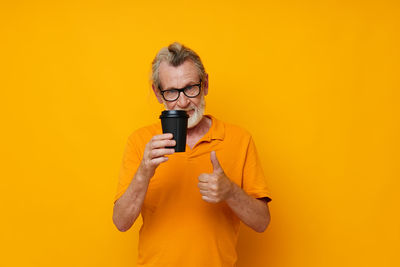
[138,133,175,180]
[113,133,174,232]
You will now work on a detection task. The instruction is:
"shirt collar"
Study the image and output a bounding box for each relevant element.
[203,114,225,141]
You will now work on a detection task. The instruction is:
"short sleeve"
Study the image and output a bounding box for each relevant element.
[242,136,272,202]
[113,134,142,204]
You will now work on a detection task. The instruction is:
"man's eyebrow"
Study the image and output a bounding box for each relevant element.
[163,81,199,90]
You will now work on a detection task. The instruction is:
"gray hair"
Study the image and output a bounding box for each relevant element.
[151,42,206,89]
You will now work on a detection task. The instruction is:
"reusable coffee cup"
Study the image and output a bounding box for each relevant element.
[159,110,189,152]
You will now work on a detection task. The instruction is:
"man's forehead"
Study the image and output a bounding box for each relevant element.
[159,60,199,88]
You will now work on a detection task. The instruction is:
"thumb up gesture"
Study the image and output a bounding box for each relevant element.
[198,151,234,203]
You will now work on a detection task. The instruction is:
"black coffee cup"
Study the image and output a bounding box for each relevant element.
[159,110,189,152]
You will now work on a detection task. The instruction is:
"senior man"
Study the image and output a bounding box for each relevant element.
[113,42,272,266]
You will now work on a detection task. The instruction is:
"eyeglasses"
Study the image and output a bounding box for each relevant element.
[158,80,202,102]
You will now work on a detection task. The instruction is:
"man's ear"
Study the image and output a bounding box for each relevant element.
[203,73,209,96]
[152,84,163,104]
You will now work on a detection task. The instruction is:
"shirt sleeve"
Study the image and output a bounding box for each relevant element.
[113,133,143,204]
[242,136,272,202]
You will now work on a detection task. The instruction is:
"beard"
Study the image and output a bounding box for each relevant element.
[186,97,205,128]
[163,96,206,129]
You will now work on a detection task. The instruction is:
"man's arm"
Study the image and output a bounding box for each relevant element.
[225,186,271,233]
[112,134,175,232]
[198,151,271,233]
[113,170,151,232]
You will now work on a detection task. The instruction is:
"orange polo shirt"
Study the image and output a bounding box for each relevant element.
[114,114,271,267]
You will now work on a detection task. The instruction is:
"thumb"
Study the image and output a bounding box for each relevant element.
[210,151,223,174]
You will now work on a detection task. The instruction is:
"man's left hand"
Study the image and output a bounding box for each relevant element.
[198,151,234,203]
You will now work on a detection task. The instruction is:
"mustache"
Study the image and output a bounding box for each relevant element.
[183,107,196,112]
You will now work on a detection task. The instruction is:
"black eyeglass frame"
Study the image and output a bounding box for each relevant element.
[158,80,202,102]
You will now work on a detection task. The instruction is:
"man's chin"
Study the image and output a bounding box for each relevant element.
[187,114,203,129]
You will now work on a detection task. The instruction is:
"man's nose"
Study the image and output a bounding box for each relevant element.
[176,92,190,108]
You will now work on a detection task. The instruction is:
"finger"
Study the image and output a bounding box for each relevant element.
[210,151,223,174]
[198,173,210,183]
[197,182,209,191]
[151,139,176,149]
[150,148,175,159]
[150,156,169,165]
[199,189,209,195]
[152,133,174,141]
[201,195,217,203]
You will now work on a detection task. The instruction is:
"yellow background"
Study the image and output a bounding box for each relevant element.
[1,0,399,266]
